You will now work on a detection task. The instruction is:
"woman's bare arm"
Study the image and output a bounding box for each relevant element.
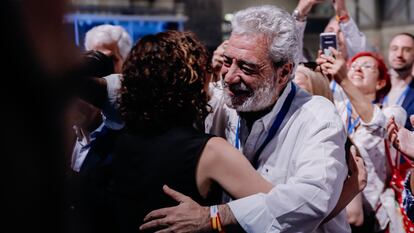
[196,137,273,199]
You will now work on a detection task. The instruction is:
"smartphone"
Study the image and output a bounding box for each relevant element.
[320,32,337,56]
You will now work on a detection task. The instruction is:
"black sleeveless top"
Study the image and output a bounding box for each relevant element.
[112,126,220,233]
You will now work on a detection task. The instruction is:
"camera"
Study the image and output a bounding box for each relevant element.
[320,32,337,56]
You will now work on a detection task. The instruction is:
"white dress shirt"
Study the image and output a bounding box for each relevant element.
[207,82,350,233]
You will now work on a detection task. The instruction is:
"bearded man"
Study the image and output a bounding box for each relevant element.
[384,33,414,130]
[140,5,351,233]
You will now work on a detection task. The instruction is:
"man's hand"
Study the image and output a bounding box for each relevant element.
[387,116,414,160]
[139,185,210,233]
[296,0,324,18]
[332,0,349,18]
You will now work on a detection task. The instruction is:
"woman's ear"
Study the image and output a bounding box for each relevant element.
[376,79,386,91]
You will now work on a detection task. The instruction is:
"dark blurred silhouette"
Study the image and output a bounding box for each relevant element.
[1,1,103,232]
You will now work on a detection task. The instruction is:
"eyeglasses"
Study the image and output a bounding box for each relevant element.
[299,61,318,71]
[350,62,377,72]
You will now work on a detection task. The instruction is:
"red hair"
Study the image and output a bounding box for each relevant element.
[349,52,391,103]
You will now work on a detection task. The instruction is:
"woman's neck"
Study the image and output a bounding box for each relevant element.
[364,92,376,103]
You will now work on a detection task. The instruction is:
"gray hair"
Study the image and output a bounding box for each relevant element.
[84,24,132,60]
[231,5,299,68]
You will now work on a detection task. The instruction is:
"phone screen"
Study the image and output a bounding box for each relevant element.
[320,33,337,56]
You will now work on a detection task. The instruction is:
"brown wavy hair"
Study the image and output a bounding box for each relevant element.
[120,31,212,133]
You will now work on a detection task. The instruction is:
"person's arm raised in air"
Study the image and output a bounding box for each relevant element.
[317,48,374,122]
[293,0,324,62]
[332,0,369,57]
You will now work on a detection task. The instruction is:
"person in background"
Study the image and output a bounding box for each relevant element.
[385,33,414,131]
[68,25,133,174]
[293,0,369,63]
[84,24,132,74]
[318,49,407,232]
[387,115,414,227]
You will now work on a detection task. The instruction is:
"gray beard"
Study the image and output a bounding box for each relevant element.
[224,76,278,112]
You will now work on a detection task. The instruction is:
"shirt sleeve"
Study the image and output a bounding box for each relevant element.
[357,105,386,150]
[340,18,369,58]
[295,20,307,63]
[403,172,414,222]
[228,122,347,232]
[102,74,125,130]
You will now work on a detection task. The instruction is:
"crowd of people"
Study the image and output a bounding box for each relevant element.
[5,0,414,232]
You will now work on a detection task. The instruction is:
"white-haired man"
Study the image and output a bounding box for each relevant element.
[139,5,350,233]
[84,24,132,73]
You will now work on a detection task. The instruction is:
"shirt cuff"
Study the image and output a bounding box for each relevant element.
[227,193,278,232]
[102,74,124,130]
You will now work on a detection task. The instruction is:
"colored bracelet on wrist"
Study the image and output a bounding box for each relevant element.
[336,14,350,23]
[210,205,225,233]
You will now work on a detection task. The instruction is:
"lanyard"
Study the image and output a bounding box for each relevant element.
[346,101,360,135]
[235,118,240,149]
[382,85,409,106]
[331,80,337,94]
[250,84,297,168]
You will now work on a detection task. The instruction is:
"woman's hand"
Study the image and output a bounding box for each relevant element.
[348,145,367,193]
[316,47,348,84]
[387,116,414,160]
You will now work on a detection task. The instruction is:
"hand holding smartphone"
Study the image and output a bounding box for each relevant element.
[320,32,337,56]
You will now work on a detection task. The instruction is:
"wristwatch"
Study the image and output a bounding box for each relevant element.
[292,9,307,22]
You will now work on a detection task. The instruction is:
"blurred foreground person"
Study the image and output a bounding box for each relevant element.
[3,0,80,232]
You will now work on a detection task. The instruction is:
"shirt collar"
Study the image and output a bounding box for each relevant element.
[89,123,106,140]
[75,122,106,147]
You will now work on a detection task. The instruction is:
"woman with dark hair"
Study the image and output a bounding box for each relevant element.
[111,31,272,232]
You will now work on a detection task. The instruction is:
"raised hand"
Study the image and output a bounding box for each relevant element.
[387,116,414,160]
[316,48,348,84]
[296,0,325,17]
[211,40,229,82]
[332,0,349,18]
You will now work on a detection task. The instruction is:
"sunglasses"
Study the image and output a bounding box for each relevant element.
[299,61,318,71]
